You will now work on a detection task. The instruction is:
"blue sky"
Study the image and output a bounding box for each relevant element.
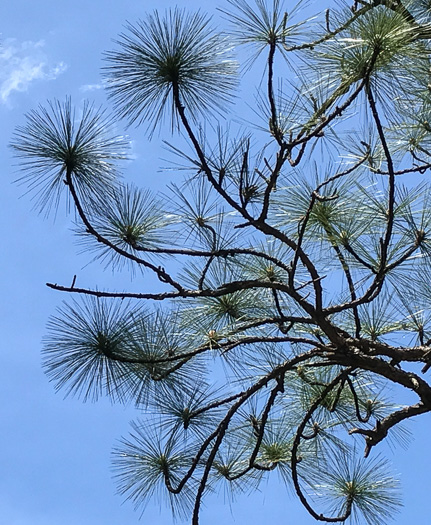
[1,1,430,524]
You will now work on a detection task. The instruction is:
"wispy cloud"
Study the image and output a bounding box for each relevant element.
[0,38,67,105]
[80,82,105,92]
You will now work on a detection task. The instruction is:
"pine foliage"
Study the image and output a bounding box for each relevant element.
[12,1,431,523]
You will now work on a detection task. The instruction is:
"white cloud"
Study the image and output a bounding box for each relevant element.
[80,82,104,92]
[0,38,67,105]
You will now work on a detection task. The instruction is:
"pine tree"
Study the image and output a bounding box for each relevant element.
[11,1,431,523]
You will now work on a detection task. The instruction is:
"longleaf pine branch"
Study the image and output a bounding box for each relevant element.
[14,1,431,523]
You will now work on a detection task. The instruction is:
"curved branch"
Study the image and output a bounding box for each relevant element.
[365,83,395,272]
[283,2,376,53]
[290,44,380,152]
[98,333,327,367]
[159,349,322,501]
[47,277,294,300]
[349,402,428,457]
[171,79,325,318]
[213,375,286,483]
[291,368,354,522]
[65,169,184,292]
[326,349,431,407]
[345,375,372,424]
